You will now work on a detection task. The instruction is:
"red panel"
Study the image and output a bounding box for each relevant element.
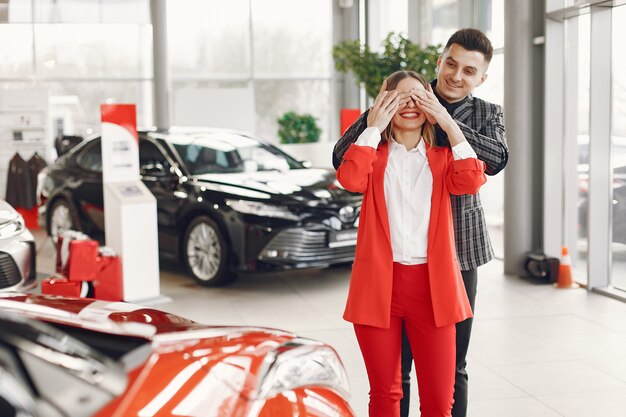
[15,207,39,230]
[340,108,361,134]
[67,240,100,282]
[100,104,138,142]
[41,277,82,297]
[93,255,123,301]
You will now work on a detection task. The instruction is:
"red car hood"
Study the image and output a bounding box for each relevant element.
[0,292,292,341]
[0,293,354,417]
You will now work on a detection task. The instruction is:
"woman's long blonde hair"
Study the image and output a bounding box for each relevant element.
[380,71,437,148]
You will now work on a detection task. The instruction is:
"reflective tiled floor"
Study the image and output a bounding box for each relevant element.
[34,230,626,417]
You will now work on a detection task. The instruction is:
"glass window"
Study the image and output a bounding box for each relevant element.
[576,13,590,284]
[139,140,171,171]
[6,1,32,23]
[100,0,149,24]
[172,135,300,175]
[76,140,102,172]
[431,0,459,45]
[367,0,409,51]
[251,0,331,77]
[254,80,330,144]
[430,0,503,50]
[167,1,332,142]
[44,80,153,137]
[34,0,149,23]
[0,81,41,93]
[167,0,251,78]
[477,0,504,50]
[611,5,626,292]
[34,23,152,78]
[0,2,153,176]
[0,24,34,77]
[236,144,294,172]
[171,80,250,127]
[472,52,503,106]
[35,0,99,23]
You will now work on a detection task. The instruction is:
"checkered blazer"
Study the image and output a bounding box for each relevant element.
[332,89,508,270]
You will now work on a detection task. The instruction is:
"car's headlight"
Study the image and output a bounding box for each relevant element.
[0,211,25,239]
[226,199,299,221]
[255,338,350,400]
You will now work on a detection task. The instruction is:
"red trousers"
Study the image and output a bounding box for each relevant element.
[354,263,456,417]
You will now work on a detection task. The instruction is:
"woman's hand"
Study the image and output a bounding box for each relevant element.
[412,85,465,145]
[411,86,452,128]
[367,80,400,132]
[410,85,437,125]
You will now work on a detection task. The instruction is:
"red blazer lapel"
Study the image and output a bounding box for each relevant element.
[372,141,391,244]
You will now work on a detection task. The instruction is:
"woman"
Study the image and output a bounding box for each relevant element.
[336,71,486,417]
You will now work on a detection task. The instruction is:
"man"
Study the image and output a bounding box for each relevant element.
[332,28,508,417]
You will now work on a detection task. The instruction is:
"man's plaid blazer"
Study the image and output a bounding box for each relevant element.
[332,84,508,271]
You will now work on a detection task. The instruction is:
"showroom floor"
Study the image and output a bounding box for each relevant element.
[33,230,626,417]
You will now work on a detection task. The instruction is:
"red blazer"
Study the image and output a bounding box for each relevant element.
[337,141,487,328]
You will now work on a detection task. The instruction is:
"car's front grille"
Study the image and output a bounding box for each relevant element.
[259,228,355,264]
[0,252,22,289]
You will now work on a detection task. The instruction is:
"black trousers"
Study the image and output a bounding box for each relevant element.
[400,268,478,417]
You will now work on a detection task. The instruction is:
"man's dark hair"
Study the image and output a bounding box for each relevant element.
[444,28,493,63]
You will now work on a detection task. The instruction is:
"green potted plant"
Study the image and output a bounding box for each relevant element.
[333,32,442,99]
[277,111,322,144]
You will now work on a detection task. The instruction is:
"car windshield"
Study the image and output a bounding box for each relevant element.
[171,133,303,175]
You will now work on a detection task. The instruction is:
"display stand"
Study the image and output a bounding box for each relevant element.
[101,104,169,305]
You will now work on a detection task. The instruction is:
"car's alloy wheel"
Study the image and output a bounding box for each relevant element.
[49,199,77,239]
[183,216,234,286]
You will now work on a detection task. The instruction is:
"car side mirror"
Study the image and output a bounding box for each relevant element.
[300,160,312,168]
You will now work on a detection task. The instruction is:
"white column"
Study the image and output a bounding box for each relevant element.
[334,0,361,113]
[588,6,612,289]
[563,18,580,269]
[407,0,420,44]
[543,15,565,260]
[503,0,537,275]
[150,0,170,130]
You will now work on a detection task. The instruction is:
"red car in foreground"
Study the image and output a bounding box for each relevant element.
[0,293,354,417]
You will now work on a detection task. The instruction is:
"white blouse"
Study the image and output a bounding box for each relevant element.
[355,126,477,265]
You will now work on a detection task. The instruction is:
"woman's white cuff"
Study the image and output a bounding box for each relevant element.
[354,127,381,148]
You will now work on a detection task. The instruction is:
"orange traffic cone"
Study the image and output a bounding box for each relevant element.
[555,246,578,288]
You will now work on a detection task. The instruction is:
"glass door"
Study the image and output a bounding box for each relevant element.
[610,5,626,292]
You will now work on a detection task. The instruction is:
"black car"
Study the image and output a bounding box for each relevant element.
[578,164,626,244]
[577,136,626,244]
[39,128,361,286]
